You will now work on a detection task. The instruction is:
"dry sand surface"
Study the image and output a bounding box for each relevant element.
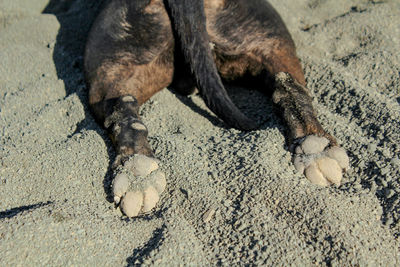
[1,0,400,265]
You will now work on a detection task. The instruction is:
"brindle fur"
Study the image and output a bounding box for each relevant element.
[84,0,334,172]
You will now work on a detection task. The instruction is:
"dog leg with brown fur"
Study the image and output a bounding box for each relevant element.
[84,0,174,217]
[272,72,349,186]
[206,0,349,185]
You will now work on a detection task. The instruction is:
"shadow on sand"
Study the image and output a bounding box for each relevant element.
[43,0,115,202]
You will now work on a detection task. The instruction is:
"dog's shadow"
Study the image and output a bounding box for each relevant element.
[169,82,282,132]
[169,84,286,134]
[43,0,115,201]
[42,0,282,203]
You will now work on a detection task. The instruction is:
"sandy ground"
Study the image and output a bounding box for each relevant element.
[1,0,400,265]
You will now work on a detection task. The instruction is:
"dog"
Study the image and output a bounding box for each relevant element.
[84,0,349,217]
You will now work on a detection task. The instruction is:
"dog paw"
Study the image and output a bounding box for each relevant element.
[112,154,166,217]
[293,135,349,186]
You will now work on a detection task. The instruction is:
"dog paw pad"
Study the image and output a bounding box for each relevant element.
[298,135,329,154]
[305,162,331,186]
[112,154,166,217]
[326,146,349,170]
[315,157,342,185]
[121,191,143,217]
[113,173,130,204]
[294,135,349,186]
[142,186,160,213]
[124,154,159,176]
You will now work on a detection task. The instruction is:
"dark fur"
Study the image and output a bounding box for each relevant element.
[84,0,335,166]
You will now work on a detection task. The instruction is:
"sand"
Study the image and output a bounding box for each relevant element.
[0,0,399,265]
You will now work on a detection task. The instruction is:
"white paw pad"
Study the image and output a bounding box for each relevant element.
[112,154,166,217]
[294,135,349,186]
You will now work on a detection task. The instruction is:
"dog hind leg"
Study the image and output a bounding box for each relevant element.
[207,0,349,186]
[85,0,173,217]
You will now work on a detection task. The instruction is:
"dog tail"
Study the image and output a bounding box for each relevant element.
[165,0,257,130]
